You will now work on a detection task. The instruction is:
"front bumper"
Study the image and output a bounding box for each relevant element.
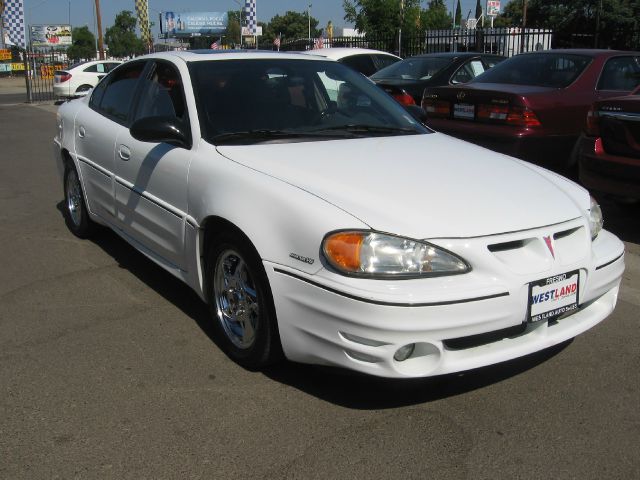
[266,221,624,378]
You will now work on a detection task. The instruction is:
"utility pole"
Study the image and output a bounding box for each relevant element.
[520,0,527,53]
[95,0,104,59]
[398,0,404,58]
[308,4,312,44]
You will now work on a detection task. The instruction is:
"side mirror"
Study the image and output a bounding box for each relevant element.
[404,104,427,123]
[130,116,191,149]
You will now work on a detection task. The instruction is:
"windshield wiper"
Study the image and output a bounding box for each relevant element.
[310,124,420,136]
[212,129,345,144]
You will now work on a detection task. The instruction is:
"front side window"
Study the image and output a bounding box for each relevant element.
[134,61,187,121]
[473,53,592,88]
[189,58,428,145]
[92,61,146,123]
[598,56,640,91]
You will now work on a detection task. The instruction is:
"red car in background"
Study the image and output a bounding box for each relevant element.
[578,86,640,202]
[421,50,640,173]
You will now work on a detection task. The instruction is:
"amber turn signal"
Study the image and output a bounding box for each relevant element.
[323,232,364,272]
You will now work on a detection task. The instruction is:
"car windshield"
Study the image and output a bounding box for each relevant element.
[370,57,452,81]
[472,53,592,88]
[189,58,429,145]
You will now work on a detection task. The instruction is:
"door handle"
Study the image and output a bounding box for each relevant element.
[78,126,86,138]
[118,145,131,161]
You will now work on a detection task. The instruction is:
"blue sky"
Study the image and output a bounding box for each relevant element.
[26,0,483,38]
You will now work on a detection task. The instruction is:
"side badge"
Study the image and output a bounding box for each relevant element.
[290,253,315,265]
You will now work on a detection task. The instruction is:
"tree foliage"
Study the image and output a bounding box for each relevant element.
[422,0,452,30]
[495,0,639,47]
[264,10,320,42]
[454,0,462,27]
[104,11,145,58]
[66,26,96,62]
[475,0,483,19]
[343,0,422,37]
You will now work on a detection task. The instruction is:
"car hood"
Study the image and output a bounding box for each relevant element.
[216,133,586,239]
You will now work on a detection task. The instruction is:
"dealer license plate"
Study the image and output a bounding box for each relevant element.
[528,270,579,323]
[453,103,475,119]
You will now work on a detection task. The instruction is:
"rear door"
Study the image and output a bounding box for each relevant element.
[74,60,147,221]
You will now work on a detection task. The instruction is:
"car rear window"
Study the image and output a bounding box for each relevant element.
[472,53,592,88]
[597,56,640,91]
[371,57,452,81]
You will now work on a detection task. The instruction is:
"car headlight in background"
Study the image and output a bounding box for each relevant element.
[322,231,470,278]
[588,196,603,240]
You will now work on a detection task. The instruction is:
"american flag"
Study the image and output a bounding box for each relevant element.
[210,40,219,50]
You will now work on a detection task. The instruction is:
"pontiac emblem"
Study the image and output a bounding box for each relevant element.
[457,91,466,101]
[543,235,555,258]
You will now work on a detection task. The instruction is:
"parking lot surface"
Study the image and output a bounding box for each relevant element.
[1,101,639,479]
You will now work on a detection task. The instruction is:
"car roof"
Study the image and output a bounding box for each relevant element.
[299,47,401,60]
[411,52,503,59]
[68,59,122,70]
[516,49,640,57]
[128,50,336,64]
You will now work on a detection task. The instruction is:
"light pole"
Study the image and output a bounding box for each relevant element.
[232,0,243,47]
[308,4,312,43]
[398,0,404,57]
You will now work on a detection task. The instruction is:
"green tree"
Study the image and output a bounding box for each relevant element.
[422,0,452,30]
[104,10,145,58]
[343,0,422,37]
[454,0,462,27]
[475,0,483,19]
[66,26,96,62]
[226,10,242,45]
[264,10,320,42]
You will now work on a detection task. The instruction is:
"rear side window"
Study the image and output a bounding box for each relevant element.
[340,55,376,76]
[83,64,98,72]
[451,59,485,84]
[598,56,640,91]
[91,61,146,124]
[371,54,399,72]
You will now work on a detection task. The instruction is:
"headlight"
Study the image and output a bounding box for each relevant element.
[322,230,470,278]
[588,196,603,240]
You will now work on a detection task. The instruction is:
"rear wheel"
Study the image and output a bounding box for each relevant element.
[75,84,93,95]
[206,231,282,369]
[63,163,94,238]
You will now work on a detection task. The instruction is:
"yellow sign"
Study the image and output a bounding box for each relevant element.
[0,49,11,60]
[12,63,25,71]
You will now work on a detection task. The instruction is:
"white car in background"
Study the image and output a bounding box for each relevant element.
[53,60,122,98]
[53,51,624,378]
[300,47,401,76]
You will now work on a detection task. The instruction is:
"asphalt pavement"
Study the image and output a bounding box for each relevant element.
[1,102,639,479]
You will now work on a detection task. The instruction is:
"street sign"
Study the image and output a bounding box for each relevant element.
[487,0,501,17]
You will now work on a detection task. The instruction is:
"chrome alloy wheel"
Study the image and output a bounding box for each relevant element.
[65,168,83,227]
[213,249,260,349]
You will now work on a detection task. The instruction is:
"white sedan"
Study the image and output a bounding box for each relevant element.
[53,59,122,98]
[53,51,625,378]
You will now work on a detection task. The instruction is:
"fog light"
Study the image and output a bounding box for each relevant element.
[394,343,415,362]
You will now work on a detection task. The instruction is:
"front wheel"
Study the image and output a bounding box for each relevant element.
[63,163,94,238]
[206,231,282,369]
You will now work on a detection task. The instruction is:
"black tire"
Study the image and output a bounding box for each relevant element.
[63,163,95,238]
[206,230,283,369]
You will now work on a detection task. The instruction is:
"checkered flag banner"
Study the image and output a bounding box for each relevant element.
[2,0,26,48]
[244,0,257,35]
[135,0,152,47]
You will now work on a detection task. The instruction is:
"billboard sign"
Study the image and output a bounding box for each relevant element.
[30,25,72,47]
[163,12,228,37]
[241,26,262,36]
[487,1,501,17]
